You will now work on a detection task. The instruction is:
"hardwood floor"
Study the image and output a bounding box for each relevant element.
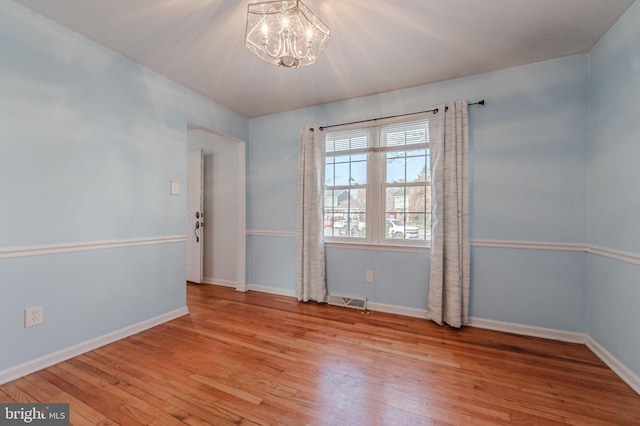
[2,284,639,425]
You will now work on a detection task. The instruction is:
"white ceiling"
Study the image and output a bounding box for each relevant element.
[14,0,635,118]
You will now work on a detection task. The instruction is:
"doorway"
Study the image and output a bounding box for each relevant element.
[186,123,246,291]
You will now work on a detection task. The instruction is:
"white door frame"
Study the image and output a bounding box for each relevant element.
[186,122,246,292]
[235,142,247,292]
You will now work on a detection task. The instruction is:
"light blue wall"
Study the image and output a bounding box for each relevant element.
[587,1,640,376]
[0,245,185,369]
[326,248,429,310]
[248,54,589,329]
[247,236,296,290]
[472,248,586,331]
[0,2,247,372]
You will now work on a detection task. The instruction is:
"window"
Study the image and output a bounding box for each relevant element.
[324,118,432,246]
[324,130,368,238]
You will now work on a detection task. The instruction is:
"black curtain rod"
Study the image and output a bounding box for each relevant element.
[317,100,485,131]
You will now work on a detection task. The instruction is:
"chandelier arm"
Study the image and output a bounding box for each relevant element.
[295,40,314,60]
[262,34,285,60]
[289,33,313,60]
[284,29,295,58]
[263,29,313,61]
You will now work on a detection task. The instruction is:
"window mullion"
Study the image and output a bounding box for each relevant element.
[368,131,381,244]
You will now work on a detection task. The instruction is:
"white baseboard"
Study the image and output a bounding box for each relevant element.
[245,284,429,318]
[246,284,296,298]
[202,277,237,288]
[585,335,640,395]
[468,317,586,344]
[0,307,189,386]
[241,285,585,342]
[366,302,428,319]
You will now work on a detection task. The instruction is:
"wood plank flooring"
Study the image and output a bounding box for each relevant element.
[2,283,640,425]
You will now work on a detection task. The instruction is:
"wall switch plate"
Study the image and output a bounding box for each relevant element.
[25,306,43,328]
[170,181,181,195]
[366,271,374,283]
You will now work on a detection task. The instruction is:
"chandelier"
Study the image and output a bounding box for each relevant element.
[245,0,330,68]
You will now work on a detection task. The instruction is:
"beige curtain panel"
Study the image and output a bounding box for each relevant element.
[296,126,327,302]
[427,101,470,328]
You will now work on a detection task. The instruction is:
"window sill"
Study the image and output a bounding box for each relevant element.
[324,240,430,253]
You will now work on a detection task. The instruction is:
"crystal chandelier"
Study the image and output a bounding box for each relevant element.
[245,0,330,68]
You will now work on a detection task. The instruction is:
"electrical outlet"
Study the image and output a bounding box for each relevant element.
[24,306,43,328]
[366,271,374,283]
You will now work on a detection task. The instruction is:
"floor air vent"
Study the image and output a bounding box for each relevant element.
[327,294,367,310]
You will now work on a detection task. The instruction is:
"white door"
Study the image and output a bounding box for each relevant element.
[187,150,204,283]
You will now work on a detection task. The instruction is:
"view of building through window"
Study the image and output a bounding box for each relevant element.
[324,119,432,244]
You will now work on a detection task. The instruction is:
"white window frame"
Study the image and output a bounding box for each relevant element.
[323,114,432,250]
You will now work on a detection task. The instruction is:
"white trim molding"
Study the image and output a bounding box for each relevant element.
[0,307,189,386]
[367,301,428,319]
[244,283,430,317]
[246,230,296,238]
[0,236,187,260]
[471,239,585,252]
[247,284,296,298]
[469,317,586,344]
[586,244,640,266]
[585,335,640,395]
[247,234,640,265]
[472,239,640,267]
[237,284,583,341]
[202,277,237,288]
[235,142,248,295]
